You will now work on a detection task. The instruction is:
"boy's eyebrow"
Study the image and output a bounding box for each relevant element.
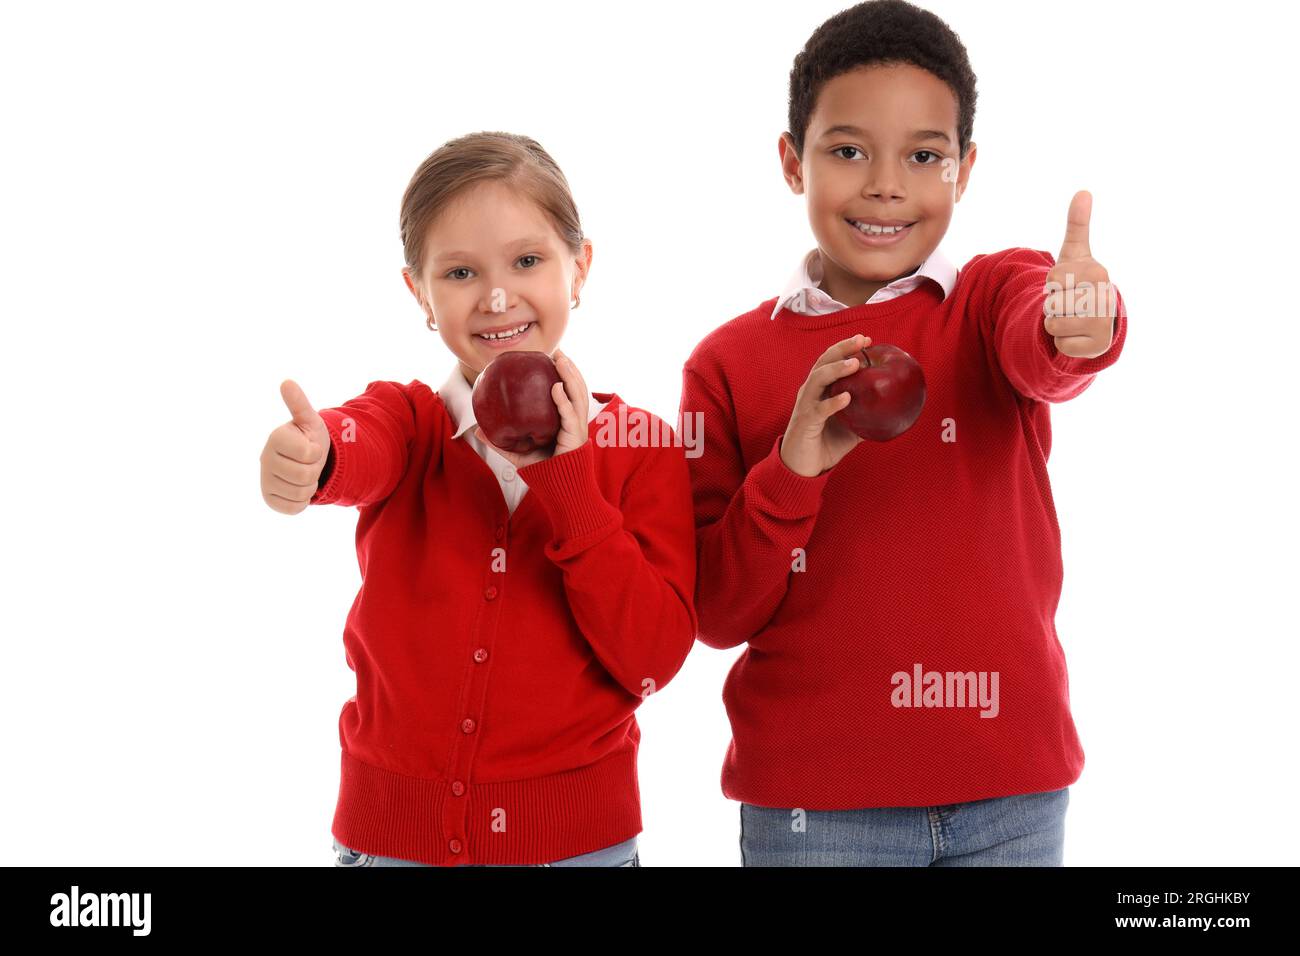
[820,124,951,144]
[432,236,550,261]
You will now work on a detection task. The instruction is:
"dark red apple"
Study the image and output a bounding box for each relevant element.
[826,343,926,441]
[471,351,563,453]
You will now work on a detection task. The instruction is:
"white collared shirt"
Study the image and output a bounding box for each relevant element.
[769,245,959,319]
[439,363,608,515]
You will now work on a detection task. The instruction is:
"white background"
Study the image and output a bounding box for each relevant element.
[2,0,1296,866]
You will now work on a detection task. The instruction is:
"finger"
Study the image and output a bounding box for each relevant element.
[264,473,317,502]
[814,334,871,370]
[1049,313,1111,341]
[1058,190,1092,262]
[807,353,861,394]
[280,379,320,430]
[1052,334,1101,357]
[271,430,324,465]
[552,379,575,412]
[814,390,853,421]
[264,493,308,515]
[269,453,321,486]
[554,350,588,408]
[1044,283,1104,323]
[551,382,575,430]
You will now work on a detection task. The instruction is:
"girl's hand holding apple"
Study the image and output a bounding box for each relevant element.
[474,348,590,468]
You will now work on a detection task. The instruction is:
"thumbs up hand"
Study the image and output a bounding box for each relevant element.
[1043,191,1117,359]
[260,379,333,514]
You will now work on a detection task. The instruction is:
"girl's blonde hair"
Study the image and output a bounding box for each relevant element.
[399,131,585,284]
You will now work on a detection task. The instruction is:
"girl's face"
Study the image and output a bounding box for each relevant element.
[403,179,591,386]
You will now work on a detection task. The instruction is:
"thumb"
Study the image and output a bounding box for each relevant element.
[280,379,323,433]
[1058,190,1093,262]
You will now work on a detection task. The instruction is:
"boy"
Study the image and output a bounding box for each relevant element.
[679,0,1126,866]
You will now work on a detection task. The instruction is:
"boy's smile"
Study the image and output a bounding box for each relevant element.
[780,62,976,307]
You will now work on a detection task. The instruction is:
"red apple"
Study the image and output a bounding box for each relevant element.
[826,343,926,441]
[471,351,563,453]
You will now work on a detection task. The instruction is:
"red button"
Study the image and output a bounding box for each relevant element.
[484,585,498,600]
[495,524,505,540]
[449,839,463,854]
[451,780,465,796]
[473,648,489,663]
[461,717,476,733]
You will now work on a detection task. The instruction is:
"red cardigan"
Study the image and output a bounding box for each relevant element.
[310,382,697,865]
[680,247,1128,809]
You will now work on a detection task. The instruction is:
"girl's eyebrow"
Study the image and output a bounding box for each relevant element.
[821,124,951,144]
[433,236,550,262]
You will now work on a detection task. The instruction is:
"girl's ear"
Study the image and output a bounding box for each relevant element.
[571,239,594,297]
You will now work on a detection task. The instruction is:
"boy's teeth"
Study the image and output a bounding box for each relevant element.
[477,322,532,340]
[850,220,910,235]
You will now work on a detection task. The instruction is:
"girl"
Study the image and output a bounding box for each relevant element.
[258,132,698,867]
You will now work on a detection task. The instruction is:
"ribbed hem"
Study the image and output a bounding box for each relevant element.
[331,746,642,866]
[722,753,1084,811]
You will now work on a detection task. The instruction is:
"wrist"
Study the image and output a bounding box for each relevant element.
[778,436,821,479]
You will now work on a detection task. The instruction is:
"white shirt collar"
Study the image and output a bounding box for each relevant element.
[440,362,606,439]
[769,245,958,319]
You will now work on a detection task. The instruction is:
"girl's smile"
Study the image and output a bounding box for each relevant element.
[474,320,537,350]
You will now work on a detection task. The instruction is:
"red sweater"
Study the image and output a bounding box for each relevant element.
[309,381,697,865]
[680,247,1128,809]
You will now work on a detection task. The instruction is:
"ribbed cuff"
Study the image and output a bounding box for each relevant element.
[310,409,350,505]
[516,440,622,542]
[747,434,831,517]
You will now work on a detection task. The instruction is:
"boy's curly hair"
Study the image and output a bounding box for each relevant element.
[787,0,977,161]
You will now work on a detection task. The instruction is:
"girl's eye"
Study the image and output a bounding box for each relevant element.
[518,254,540,268]
[445,267,473,280]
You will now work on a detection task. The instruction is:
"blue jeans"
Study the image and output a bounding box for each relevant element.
[740,786,1069,866]
[333,835,640,867]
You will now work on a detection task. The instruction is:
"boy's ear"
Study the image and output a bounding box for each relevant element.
[778,132,805,195]
[954,143,977,202]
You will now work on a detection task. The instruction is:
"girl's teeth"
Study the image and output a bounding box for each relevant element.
[477,322,532,340]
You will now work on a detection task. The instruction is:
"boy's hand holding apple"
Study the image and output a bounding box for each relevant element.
[779,334,872,478]
[1044,190,1117,359]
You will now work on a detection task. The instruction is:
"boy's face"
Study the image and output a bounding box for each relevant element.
[402,179,590,387]
[780,63,975,307]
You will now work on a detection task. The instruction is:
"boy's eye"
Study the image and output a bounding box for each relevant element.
[832,146,943,165]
